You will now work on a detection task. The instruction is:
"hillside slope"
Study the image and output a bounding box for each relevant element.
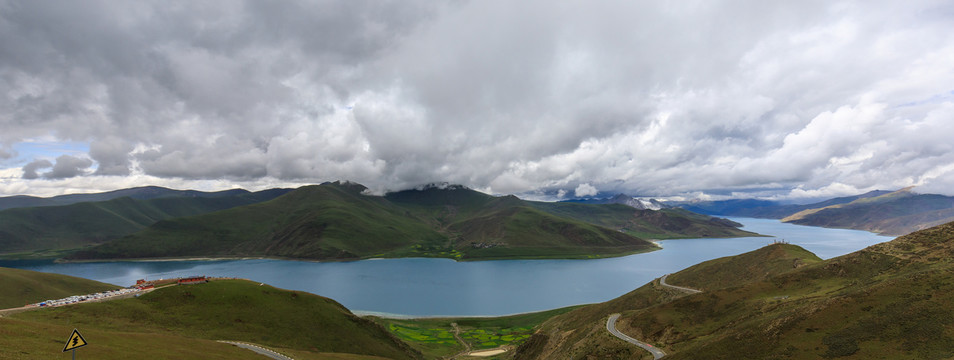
[519,221,954,359]
[674,190,892,218]
[783,188,954,235]
[5,278,419,359]
[70,182,757,261]
[532,202,758,239]
[0,266,119,308]
[0,188,290,255]
[0,186,281,211]
[514,243,820,359]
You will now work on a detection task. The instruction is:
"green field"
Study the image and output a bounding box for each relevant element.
[0,266,119,309]
[372,306,580,359]
[6,279,420,359]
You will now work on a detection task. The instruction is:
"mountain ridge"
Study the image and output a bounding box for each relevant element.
[65,182,757,261]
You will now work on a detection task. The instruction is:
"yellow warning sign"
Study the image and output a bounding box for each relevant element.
[63,329,88,352]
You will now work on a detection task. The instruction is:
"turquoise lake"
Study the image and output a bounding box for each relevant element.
[0,218,890,317]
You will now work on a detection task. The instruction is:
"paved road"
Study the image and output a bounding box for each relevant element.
[218,341,294,360]
[659,274,702,294]
[606,313,666,359]
[603,275,703,359]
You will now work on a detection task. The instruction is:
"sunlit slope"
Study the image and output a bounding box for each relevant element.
[530,202,760,239]
[514,243,820,359]
[783,188,954,235]
[0,266,119,308]
[0,188,290,254]
[9,279,421,359]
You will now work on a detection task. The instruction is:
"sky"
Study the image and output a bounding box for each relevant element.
[1,1,953,201]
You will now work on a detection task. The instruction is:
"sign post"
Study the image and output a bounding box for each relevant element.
[63,329,88,359]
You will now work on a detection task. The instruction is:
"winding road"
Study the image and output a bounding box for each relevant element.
[606,313,666,359]
[605,274,704,359]
[658,274,702,294]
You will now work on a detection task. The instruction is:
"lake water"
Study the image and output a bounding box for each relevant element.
[0,218,890,317]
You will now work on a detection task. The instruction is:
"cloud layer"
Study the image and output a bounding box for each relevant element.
[1,0,953,199]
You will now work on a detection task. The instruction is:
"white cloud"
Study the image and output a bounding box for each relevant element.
[1,0,953,199]
[574,183,598,197]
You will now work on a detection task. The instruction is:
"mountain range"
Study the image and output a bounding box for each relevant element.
[562,193,669,210]
[63,182,756,261]
[674,188,954,235]
[8,207,954,358]
[0,188,292,256]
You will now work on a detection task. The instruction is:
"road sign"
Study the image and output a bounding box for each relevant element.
[63,329,88,352]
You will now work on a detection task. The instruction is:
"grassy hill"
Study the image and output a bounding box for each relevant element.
[0,267,119,308]
[68,182,758,261]
[673,190,893,219]
[5,279,420,359]
[0,188,290,257]
[783,188,954,235]
[531,202,758,239]
[516,221,954,359]
[0,186,282,211]
[514,242,820,359]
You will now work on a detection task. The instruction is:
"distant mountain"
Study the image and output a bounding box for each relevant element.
[0,188,291,255]
[670,188,954,236]
[782,188,954,235]
[562,193,669,210]
[67,182,758,261]
[671,190,893,218]
[515,220,954,359]
[0,186,269,211]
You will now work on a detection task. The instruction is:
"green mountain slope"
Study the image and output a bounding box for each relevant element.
[0,189,290,255]
[783,188,954,235]
[0,267,119,308]
[531,202,759,239]
[5,278,419,359]
[69,182,447,260]
[674,190,893,219]
[70,182,757,261]
[0,186,278,211]
[518,221,954,359]
[515,243,820,359]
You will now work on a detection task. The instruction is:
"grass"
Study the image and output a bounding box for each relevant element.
[0,266,119,309]
[523,222,954,359]
[11,279,421,359]
[0,189,288,255]
[371,306,581,359]
[65,182,757,262]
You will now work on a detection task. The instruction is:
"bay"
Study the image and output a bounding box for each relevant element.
[0,218,890,317]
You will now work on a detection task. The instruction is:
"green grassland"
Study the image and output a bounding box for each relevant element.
[515,222,954,359]
[529,202,760,239]
[372,306,580,359]
[67,182,757,262]
[0,189,288,256]
[0,266,119,308]
[6,279,421,359]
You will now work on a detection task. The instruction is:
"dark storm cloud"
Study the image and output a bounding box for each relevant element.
[21,159,51,179]
[1,0,953,198]
[45,154,92,179]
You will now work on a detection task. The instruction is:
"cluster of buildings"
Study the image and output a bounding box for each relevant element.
[33,287,142,307]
